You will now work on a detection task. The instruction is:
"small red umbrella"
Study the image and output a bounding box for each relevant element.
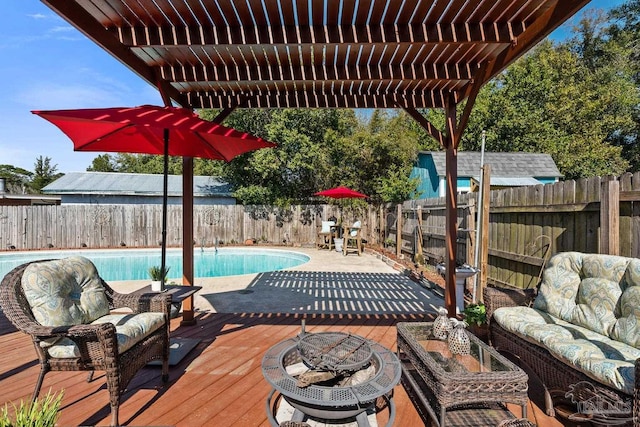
[33,105,276,285]
[315,186,368,230]
[314,186,367,199]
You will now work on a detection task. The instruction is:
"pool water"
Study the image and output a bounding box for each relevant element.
[0,248,310,282]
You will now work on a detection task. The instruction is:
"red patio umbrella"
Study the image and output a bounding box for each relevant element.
[314,186,367,199]
[315,186,368,232]
[32,105,273,161]
[33,105,276,286]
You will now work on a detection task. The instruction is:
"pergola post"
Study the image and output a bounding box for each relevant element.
[444,96,459,317]
[181,157,196,326]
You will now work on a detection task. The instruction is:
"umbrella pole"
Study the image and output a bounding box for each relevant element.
[161,129,169,289]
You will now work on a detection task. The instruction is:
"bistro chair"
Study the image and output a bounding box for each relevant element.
[0,256,171,427]
[316,220,336,250]
[343,220,363,256]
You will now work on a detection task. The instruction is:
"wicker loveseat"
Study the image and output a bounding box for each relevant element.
[0,256,171,426]
[484,252,639,426]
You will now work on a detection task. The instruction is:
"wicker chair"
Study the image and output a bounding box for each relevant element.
[0,258,171,427]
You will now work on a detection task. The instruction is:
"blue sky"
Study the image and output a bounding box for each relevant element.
[0,1,628,174]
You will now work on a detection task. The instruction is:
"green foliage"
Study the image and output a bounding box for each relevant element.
[233,185,274,205]
[461,34,637,179]
[30,156,63,193]
[222,109,371,204]
[86,154,118,172]
[0,165,33,193]
[0,390,63,427]
[87,153,224,176]
[148,265,170,281]
[463,303,487,326]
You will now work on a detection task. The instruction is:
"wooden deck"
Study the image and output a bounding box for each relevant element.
[0,310,566,427]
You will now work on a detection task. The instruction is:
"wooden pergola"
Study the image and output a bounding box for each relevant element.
[42,0,590,317]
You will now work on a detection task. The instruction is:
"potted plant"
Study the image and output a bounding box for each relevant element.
[463,303,488,342]
[149,265,170,292]
[1,390,64,427]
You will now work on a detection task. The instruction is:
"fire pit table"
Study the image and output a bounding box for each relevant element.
[262,331,401,427]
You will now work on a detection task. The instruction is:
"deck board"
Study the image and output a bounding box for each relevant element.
[0,310,563,426]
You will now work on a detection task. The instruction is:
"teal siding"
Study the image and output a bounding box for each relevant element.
[535,177,557,184]
[411,155,440,199]
[458,177,472,189]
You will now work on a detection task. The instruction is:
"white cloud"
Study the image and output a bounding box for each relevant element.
[16,83,125,110]
[50,26,74,33]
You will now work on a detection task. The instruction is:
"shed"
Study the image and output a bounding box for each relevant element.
[42,172,235,205]
[410,151,562,199]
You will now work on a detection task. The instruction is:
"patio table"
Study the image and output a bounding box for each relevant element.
[133,284,202,365]
[396,322,529,427]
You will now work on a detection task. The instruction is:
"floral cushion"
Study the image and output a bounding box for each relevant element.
[21,256,110,326]
[533,252,640,341]
[45,312,165,358]
[611,263,640,348]
[494,306,639,394]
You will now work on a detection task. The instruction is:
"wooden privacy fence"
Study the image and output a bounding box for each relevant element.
[386,172,640,291]
[4,172,640,293]
[0,204,381,251]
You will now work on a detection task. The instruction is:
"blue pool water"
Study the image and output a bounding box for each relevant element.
[0,248,309,282]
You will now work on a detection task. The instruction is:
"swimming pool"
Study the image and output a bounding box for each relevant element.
[0,248,310,282]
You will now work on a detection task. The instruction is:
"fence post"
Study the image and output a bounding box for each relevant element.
[415,205,423,262]
[600,179,620,255]
[396,204,402,257]
[379,205,385,246]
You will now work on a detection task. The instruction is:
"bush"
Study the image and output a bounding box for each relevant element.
[0,390,64,427]
[463,303,486,326]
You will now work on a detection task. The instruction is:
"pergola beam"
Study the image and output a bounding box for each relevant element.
[116,23,526,47]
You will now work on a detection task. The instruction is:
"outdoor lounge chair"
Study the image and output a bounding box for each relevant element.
[316,220,336,250]
[0,256,171,427]
[343,220,362,256]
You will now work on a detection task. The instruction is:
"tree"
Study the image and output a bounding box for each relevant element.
[607,0,640,171]
[336,110,420,203]
[0,164,33,193]
[459,35,636,179]
[220,109,358,205]
[30,156,63,193]
[87,154,118,172]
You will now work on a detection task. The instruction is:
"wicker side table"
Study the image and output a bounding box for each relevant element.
[397,322,529,427]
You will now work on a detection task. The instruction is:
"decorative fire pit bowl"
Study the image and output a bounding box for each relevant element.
[262,332,401,427]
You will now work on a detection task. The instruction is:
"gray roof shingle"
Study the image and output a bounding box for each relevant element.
[423,151,562,178]
[42,172,233,197]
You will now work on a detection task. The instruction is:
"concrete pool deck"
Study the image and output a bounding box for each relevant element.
[109,246,443,314]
